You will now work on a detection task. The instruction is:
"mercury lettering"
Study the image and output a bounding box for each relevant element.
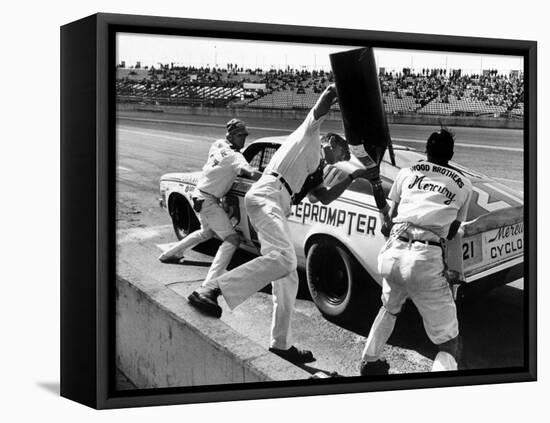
[487,222,524,260]
[407,175,457,205]
[488,222,524,243]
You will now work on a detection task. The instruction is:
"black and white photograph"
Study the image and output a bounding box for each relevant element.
[6,0,548,421]
[114,31,526,390]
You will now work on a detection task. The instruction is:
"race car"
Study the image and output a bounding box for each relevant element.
[159,136,524,321]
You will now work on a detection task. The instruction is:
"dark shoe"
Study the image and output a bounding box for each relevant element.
[187,287,222,318]
[359,359,390,376]
[269,346,315,364]
[159,254,185,264]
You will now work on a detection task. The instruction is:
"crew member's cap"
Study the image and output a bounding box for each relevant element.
[226,118,249,136]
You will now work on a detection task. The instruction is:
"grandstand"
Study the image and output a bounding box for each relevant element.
[116,66,246,106]
[511,102,524,116]
[417,95,508,116]
[115,65,524,118]
[383,91,421,114]
[246,87,339,111]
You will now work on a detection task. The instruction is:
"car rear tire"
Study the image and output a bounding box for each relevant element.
[306,238,373,322]
[169,194,200,240]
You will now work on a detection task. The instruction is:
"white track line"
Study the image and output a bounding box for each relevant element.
[118,115,523,152]
[118,116,287,133]
[118,127,213,142]
[493,176,523,184]
[392,137,523,152]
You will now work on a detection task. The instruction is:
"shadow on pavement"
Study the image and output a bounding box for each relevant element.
[458,284,524,369]
[337,284,524,370]
[176,260,212,267]
[293,362,345,378]
[190,239,525,371]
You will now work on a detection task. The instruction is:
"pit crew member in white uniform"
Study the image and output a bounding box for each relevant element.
[159,119,260,286]
[188,84,375,364]
[359,128,473,375]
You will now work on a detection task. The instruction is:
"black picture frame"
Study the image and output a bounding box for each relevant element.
[60,12,537,409]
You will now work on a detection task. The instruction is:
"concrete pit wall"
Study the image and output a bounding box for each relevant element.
[116,276,310,388]
[116,102,524,130]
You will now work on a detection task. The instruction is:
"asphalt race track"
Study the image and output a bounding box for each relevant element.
[116,110,525,379]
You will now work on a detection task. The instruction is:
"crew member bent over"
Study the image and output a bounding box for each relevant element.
[359,129,473,375]
[188,85,374,364]
[159,119,260,286]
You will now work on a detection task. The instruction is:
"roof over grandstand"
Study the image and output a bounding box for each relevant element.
[116,32,523,75]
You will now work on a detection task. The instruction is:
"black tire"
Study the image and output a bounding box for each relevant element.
[169,195,200,240]
[306,238,370,322]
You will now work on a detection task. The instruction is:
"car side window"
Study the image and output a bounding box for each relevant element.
[248,151,263,170]
[242,143,281,174]
[260,147,277,171]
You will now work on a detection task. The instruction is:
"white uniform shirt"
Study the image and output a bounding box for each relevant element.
[390,161,473,238]
[196,139,253,198]
[264,109,326,194]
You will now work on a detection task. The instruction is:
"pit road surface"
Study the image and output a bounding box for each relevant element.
[116,110,524,380]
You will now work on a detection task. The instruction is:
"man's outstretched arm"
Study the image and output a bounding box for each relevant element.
[313,84,338,120]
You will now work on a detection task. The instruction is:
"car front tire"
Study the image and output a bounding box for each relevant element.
[306,238,373,322]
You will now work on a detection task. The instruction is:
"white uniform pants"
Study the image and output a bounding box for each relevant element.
[362,238,458,370]
[214,176,298,349]
[162,195,237,283]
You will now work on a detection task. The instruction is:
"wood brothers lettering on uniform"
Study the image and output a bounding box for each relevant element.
[411,163,464,188]
[292,202,377,236]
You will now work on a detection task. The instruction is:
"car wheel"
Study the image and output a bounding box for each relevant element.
[306,238,370,322]
[169,195,200,240]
